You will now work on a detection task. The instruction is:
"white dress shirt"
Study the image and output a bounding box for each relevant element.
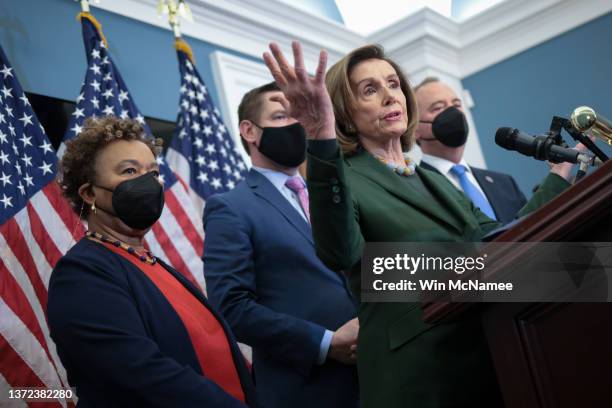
[252,166,309,222]
[420,153,489,199]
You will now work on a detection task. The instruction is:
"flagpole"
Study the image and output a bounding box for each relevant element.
[159,0,195,62]
[168,1,182,39]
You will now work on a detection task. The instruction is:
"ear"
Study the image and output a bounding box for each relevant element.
[78,183,95,207]
[239,120,259,147]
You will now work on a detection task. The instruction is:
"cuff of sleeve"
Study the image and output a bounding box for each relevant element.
[540,172,571,194]
[317,329,334,365]
[307,139,340,160]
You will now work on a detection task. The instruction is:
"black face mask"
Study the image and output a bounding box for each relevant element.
[255,122,307,167]
[420,106,469,148]
[94,172,165,230]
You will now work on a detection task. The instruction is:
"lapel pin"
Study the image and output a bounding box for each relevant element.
[485,176,494,183]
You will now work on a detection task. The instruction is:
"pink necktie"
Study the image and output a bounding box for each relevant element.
[285,176,310,223]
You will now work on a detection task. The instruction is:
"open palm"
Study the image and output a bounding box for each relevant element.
[263,41,336,140]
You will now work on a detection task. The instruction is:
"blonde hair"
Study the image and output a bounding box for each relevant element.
[325,44,419,155]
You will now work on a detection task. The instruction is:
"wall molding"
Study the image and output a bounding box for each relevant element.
[459,0,612,76]
[93,0,612,80]
[370,0,612,78]
[93,0,363,70]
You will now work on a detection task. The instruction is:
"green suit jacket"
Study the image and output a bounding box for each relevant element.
[306,141,569,408]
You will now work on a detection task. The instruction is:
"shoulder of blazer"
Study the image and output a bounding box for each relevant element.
[470,166,515,182]
[212,177,252,202]
[59,238,128,272]
[471,166,527,202]
[203,178,252,217]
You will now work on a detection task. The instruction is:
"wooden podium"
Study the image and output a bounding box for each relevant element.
[422,160,612,408]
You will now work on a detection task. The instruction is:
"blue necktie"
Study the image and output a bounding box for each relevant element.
[450,164,497,220]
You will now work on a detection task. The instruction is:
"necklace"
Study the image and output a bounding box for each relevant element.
[86,231,157,265]
[374,152,416,176]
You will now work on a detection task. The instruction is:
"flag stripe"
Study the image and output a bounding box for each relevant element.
[166,148,190,191]
[164,189,203,257]
[143,230,164,262]
[149,222,200,289]
[0,372,28,408]
[155,204,204,291]
[0,333,47,406]
[0,234,70,392]
[0,260,50,363]
[14,210,53,290]
[0,334,64,408]
[26,203,63,269]
[0,300,63,398]
[1,219,48,308]
[42,183,85,242]
[169,181,204,238]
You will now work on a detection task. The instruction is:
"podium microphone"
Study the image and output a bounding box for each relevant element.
[495,127,587,164]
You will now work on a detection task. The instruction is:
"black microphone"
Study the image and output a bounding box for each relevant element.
[495,127,580,163]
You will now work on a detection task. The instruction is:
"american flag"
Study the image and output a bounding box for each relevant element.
[61,13,205,291]
[165,39,251,362]
[0,46,78,407]
[165,39,247,218]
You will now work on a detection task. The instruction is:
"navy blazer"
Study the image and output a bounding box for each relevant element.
[47,238,257,408]
[203,169,359,408]
[419,161,527,224]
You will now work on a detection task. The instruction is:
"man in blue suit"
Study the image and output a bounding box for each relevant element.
[203,82,359,408]
[415,77,527,224]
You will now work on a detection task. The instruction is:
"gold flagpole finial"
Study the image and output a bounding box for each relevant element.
[158,0,194,39]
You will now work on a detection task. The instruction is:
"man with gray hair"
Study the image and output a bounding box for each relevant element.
[414,77,527,223]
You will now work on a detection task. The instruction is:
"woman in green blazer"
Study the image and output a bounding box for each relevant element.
[263,41,581,407]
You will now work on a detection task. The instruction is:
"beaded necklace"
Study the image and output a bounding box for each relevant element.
[86,231,157,265]
[374,152,416,176]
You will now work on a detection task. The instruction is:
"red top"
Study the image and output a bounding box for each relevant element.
[101,241,245,403]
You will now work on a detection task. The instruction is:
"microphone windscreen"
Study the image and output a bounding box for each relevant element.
[495,127,515,149]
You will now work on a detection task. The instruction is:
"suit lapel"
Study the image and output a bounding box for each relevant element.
[247,169,314,245]
[417,165,479,231]
[419,160,483,230]
[418,161,440,175]
[470,167,499,214]
[349,153,464,233]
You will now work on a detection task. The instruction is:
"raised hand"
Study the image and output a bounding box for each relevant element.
[263,41,336,140]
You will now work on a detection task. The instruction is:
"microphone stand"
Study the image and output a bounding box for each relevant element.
[575,153,594,182]
[551,116,609,163]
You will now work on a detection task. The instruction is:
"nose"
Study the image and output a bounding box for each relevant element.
[382,86,398,106]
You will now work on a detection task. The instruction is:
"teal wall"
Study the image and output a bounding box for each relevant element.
[462,12,612,194]
[0,0,262,122]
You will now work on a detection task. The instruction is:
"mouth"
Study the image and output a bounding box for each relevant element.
[382,110,402,121]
